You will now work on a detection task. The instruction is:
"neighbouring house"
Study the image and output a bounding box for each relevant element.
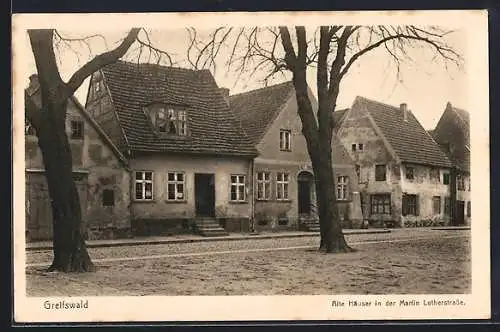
[230,81,363,231]
[85,60,258,236]
[25,74,131,241]
[429,102,471,225]
[334,96,455,228]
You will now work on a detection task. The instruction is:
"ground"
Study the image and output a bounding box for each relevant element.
[25,229,470,296]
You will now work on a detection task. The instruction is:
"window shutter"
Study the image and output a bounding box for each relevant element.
[415,196,420,216]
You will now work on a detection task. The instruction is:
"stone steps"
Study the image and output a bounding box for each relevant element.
[194,218,228,237]
[300,217,320,232]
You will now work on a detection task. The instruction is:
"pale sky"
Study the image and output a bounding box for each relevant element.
[23,27,468,130]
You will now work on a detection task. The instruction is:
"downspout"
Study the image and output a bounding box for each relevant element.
[250,158,256,232]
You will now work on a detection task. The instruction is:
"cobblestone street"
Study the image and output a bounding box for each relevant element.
[25,229,471,296]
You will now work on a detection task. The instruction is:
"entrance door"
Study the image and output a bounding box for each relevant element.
[455,200,465,225]
[194,173,215,217]
[297,171,313,216]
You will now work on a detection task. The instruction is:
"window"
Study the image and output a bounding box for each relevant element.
[351,144,357,152]
[355,165,361,181]
[93,80,101,96]
[443,172,450,185]
[444,197,451,216]
[467,201,471,217]
[402,194,419,216]
[375,164,386,181]
[135,171,153,200]
[276,172,289,200]
[432,196,441,214]
[336,176,350,200]
[102,189,115,207]
[430,167,440,182]
[230,175,246,202]
[358,143,364,151]
[155,108,187,136]
[280,130,291,151]
[405,166,414,180]
[70,120,84,139]
[457,174,465,191]
[167,172,185,201]
[371,194,391,215]
[25,120,36,136]
[256,172,271,200]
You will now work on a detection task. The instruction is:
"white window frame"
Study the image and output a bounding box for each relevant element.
[156,107,188,136]
[256,172,271,200]
[336,176,350,200]
[279,129,291,151]
[230,175,246,202]
[276,172,289,200]
[167,172,185,201]
[134,171,154,201]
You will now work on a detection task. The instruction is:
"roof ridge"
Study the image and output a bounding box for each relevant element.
[356,95,407,112]
[230,80,294,99]
[110,59,211,74]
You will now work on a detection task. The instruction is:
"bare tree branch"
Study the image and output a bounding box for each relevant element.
[65,28,141,97]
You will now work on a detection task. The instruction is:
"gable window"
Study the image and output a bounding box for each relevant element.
[405,166,414,180]
[336,176,350,200]
[375,164,386,181]
[351,144,357,152]
[432,196,441,214]
[70,120,84,140]
[430,167,440,182]
[167,172,185,201]
[93,80,102,97]
[256,172,271,200]
[457,174,465,191]
[280,130,291,151]
[154,107,187,136]
[467,201,471,217]
[358,143,364,151]
[276,172,289,200]
[444,197,451,216]
[135,171,153,200]
[371,194,391,215]
[102,189,115,207]
[402,194,419,216]
[443,172,450,185]
[230,175,246,202]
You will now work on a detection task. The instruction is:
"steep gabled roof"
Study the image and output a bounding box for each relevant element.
[229,81,295,144]
[431,102,470,172]
[100,60,257,157]
[25,75,129,167]
[356,96,452,168]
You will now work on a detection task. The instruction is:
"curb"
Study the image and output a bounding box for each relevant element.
[431,226,471,231]
[26,229,392,251]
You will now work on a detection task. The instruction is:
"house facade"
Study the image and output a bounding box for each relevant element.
[25,75,131,241]
[335,96,454,228]
[230,82,363,231]
[430,102,471,225]
[85,61,257,236]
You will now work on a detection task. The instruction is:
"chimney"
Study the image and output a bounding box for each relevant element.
[400,103,408,122]
[219,87,230,107]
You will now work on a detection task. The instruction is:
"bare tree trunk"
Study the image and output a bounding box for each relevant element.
[36,101,95,272]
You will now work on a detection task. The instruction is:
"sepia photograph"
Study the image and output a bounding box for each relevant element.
[12,11,490,322]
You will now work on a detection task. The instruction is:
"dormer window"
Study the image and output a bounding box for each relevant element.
[149,105,188,136]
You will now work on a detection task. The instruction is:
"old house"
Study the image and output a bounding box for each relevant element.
[230,81,363,231]
[334,96,454,227]
[25,75,131,241]
[85,61,258,236]
[429,102,471,225]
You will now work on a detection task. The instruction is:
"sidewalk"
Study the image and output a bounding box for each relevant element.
[26,228,392,251]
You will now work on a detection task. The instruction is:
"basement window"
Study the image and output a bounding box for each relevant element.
[102,189,115,207]
[70,120,84,140]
